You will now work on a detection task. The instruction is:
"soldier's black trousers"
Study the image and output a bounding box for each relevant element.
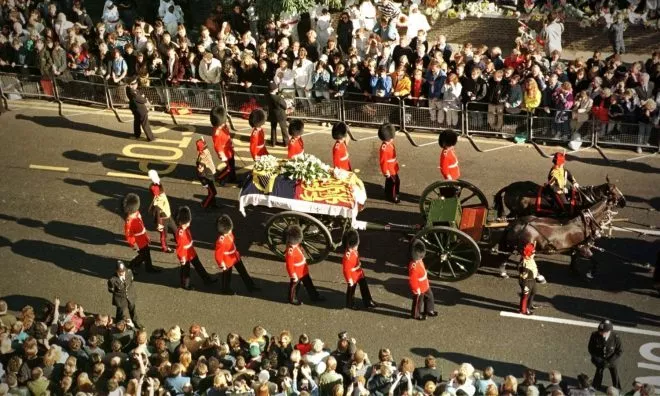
[384,175,400,202]
[411,289,435,318]
[289,275,320,303]
[346,278,373,307]
[130,246,155,270]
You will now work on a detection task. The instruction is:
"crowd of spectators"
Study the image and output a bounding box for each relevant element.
[0,0,659,150]
[0,298,654,396]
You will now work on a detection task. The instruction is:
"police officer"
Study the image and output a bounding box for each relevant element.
[107,260,141,328]
[588,319,622,390]
[126,77,154,141]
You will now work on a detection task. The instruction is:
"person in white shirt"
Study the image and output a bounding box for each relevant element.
[274,58,295,92]
[405,4,430,40]
[199,52,222,86]
[101,1,119,32]
[293,48,314,108]
[315,9,333,50]
[359,0,377,31]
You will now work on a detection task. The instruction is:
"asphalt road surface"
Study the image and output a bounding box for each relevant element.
[0,100,658,391]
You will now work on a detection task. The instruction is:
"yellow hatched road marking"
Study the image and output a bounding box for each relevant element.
[29,164,69,172]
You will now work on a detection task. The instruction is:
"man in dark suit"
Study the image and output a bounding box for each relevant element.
[588,320,622,390]
[412,355,442,387]
[126,78,154,141]
[429,35,453,65]
[107,261,141,328]
[635,73,655,102]
[265,82,290,147]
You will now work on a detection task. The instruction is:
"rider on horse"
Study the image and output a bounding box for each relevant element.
[546,152,579,213]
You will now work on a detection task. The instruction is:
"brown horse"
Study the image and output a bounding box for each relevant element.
[493,176,626,218]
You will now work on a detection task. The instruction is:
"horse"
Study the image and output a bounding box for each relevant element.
[500,198,617,276]
[493,176,626,218]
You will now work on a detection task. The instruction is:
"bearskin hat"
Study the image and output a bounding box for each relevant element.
[331,122,349,140]
[410,239,426,261]
[248,109,267,128]
[438,130,458,148]
[378,123,396,141]
[285,225,303,245]
[216,214,233,235]
[176,206,192,226]
[122,193,140,216]
[344,229,360,249]
[288,119,305,137]
[210,106,227,127]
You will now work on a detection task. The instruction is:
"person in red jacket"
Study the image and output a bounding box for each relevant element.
[342,229,376,310]
[409,240,437,320]
[287,119,305,159]
[215,214,260,294]
[175,206,216,290]
[378,123,400,203]
[249,109,268,160]
[332,122,352,171]
[284,225,323,305]
[518,242,538,315]
[439,130,460,181]
[210,106,237,184]
[122,193,161,275]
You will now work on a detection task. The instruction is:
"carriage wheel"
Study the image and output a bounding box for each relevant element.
[413,226,481,282]
[265,211,334,264]
[419,180,490,219]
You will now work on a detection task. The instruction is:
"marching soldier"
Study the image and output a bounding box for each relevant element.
[148,170,176,253]
[287,119,305,159]
[438,130,460,181]
[214,215,260,294]
[409,240,437,320]
[378,123,400,203]
[588,319,623,390]
[211,106,237,183]
[195,137,219,208]
[547,151,579,211]
[249,109,268,161]
[518,242,538,315]
[175,206,216,290]
[284,225,324,305]
[126,77,154,141]
[122,193,161,274]
[332,122,352,171]
[342,229,377,309]
[107,260,141,328]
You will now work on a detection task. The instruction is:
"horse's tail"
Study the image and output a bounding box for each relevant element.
[494,186,507,218]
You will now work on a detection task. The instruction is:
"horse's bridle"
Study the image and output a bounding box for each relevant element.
[581,209,603,240]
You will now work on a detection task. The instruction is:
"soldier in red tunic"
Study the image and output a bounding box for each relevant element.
[215,215,260,294]
[342,229,376,310]
[378,123,400,203]
[438,130,460,181]
[409,240,437,320]
[332,122,352,171]
[284,225,323,305]
[122,193,161,275]
[287,119,305,159]
[175,206,216,290]
[210,106,237,183]
[249,109,268,161]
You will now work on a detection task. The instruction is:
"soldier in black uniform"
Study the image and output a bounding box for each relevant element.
[126,78,154,141]
[588,319,622,390]
[107,260,141,328]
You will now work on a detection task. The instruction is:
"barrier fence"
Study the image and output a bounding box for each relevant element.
[1,71,657,160]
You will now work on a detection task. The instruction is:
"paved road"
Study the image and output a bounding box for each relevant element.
[0,100,658,391]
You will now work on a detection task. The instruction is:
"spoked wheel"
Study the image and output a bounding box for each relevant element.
[413,226,481,282]
[265,211,334,264]
[419,180,489,219]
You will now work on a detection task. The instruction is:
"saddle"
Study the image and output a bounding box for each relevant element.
[535,185,577,216]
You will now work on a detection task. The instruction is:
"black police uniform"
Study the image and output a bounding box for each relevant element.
[126,82,155,141]
[107,261,140,327]
[588,320,622,390]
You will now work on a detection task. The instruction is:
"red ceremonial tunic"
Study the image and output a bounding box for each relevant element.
[249,127,268,160]
[215,232,240,270]
[333,141,351,171]
[288,137,304,159]
[408,259,429,294]
[212,125,234,161]
[125,213,149,249]
[439,147,460,180]
[379,141,399,176]
[176,227,197,262]
[285,244,309,280]
[342,248,364,285]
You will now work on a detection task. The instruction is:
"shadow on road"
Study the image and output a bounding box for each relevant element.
[15,114,130,139]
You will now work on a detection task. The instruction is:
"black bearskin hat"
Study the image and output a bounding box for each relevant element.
[288,119,305,137]
[410,239,426,261]
[438,130,458,148]
[344,229,360,249]
[332,122,349,140]
[210,106,227,127]
[176,206,192,226]
[216,214,233,235]
[248,109,266,128]
[378,123,396,141]
[122,193,140,216]
[285,225,303,245]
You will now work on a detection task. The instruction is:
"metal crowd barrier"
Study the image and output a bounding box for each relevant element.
[1,71,657,162]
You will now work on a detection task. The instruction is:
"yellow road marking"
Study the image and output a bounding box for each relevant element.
[106,172,150,180]
[29,164,69,172]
